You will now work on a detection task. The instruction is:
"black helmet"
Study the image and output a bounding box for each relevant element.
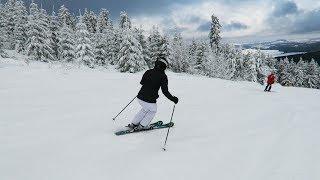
[156,56,168,67]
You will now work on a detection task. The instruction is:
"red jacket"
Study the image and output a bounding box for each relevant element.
[267,74,275,84]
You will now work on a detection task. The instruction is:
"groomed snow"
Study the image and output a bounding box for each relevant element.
[1,58,320,180]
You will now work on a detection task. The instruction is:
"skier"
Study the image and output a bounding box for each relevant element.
[264,72,276,92]
[127,57,179,130]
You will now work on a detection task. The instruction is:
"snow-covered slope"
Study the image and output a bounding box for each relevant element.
[1,59,320,180]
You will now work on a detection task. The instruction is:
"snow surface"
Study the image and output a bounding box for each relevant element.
[1,58,320,180]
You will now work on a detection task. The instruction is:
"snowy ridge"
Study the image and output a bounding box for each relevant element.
[1,59,320,180]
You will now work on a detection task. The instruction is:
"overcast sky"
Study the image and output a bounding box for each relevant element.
[26,0,320,43]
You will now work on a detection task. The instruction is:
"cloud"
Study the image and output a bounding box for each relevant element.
[224,22,248,31]
[27,0,320,42]
[197,22,211,32]
[272,0,299,16]
[290,9,320,33]
[266,1,320,35]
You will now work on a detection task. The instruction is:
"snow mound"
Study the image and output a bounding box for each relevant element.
[1,58,320,180]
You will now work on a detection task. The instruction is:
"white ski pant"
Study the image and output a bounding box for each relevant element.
[131,99,157,127]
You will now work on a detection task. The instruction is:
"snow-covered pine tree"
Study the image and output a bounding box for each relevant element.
[288,60,297,85]
[305,59,320,89]
[170,31,189,73]
[39,8,54,61]
[294,59,307,87]
[58,23,75,63]
[193,42,207,73]
[117,14,145,73]
[278,58,294,86]
[13,1,28,53]
[119,11,131,29]
[0,2,6,54]
[97,9,110,33]
[75,14,94,67]
[58,5,75,30]
[83,9,97,33]
[4,0,17,49]
[209,13,221,50]
[265,54,277,70]
[147,26,163,67]
[26,2,54,62]
[49,11,60,59]
[82,9,90,30]
[93,31,107,66]
[253,51,267,85]
[104,22,117,65]
[89,10,97,33]
[160,35,171,65]
[111,27,121,65]
[188,40,197,62]
[135,27,151,69]
[242,53,257,82]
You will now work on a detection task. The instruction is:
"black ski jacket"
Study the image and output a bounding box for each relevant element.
[137,64,175,103]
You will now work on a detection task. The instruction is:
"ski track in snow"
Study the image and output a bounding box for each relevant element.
[1,58,320,180]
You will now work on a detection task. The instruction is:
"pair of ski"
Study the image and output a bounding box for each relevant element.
[115,121,174,136]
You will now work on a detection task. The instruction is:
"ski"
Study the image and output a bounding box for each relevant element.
[115,121,174,136]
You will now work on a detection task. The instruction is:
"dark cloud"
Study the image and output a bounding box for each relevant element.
[272,0,298,16]
[267,1,320,35]
[224,22,248,31]
[290,9,320,33]
[22,0,198,18]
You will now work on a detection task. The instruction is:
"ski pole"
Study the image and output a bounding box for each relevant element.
[112,96,137,121]
[163,104,176,151]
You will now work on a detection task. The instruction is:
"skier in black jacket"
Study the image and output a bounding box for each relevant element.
[128,57,179,129]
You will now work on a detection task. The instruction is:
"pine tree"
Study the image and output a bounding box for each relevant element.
[242,53,257,82]
[170,31,189,72]
[49,11,60,59]
[188,40,197,63]
[147,26,163,67]
[305,59,320,89]
[93,31,107,66]
[39,8,54,61]
[111,27,121,65]
[117,16,145,73]
[13,1,28,53]
[0,2,6,54]
[119,11,131,29]
[97,9,110,33]
[294,59,306,87]
[278,58,294,86]
[160,35,171,64]
[88,10,97,33]
[75,15,94,67]
[58,23,75,63]
[194,42,207,71]
[135,28,151,68]
[209,14,221,50]
[26,2,53,62]
[58,5,75,30]
[4,0,17,49]
[104,22,117,65]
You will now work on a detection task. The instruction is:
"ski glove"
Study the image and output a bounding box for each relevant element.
[172,96,179,104]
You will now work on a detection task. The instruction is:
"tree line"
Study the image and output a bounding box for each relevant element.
[0,0,319,89]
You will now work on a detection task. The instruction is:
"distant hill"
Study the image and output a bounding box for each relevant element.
[242,38,320,64]
[242,38,320,53]
[275,51,320,65]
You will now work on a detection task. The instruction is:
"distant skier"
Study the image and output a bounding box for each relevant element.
[127,57,179,130]
[264,72,276,92]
